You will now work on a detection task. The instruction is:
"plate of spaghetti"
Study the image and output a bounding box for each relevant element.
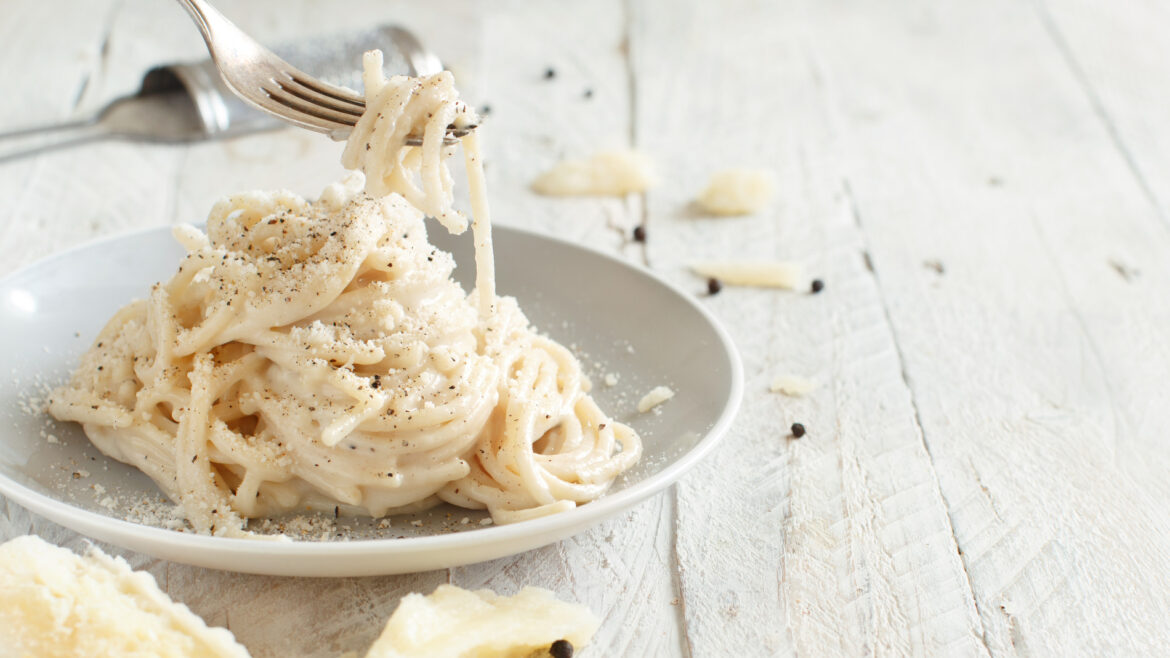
[0,53,742,576]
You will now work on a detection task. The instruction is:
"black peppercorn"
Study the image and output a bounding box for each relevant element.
[810,279,825,294]
[791,423,806,438]
[707,277,722,295]
[633,225,646,242]
[549,639,574,658]
[544,67,556,80]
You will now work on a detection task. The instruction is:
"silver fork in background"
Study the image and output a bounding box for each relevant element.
[176,0,474,144]
[0,92,204,165]
[0,23,440,164]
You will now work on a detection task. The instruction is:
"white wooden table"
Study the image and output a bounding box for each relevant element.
[4,1,1170,655]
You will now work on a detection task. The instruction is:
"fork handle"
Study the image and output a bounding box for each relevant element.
[174,0,219,49]
[0,118,108,165]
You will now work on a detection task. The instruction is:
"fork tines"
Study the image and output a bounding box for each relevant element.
[263,71,365,128]
[261,69,477,145]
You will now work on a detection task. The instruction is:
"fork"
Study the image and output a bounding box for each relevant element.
[176,0,474,145]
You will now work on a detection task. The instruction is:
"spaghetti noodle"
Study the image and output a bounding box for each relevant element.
[49,52,641,536]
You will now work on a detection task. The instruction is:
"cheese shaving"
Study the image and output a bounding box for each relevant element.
[532,149,656,196]
[770,374,816,397]
[690,261,803,289]
[696,168,775,216]
[364,585,598,658]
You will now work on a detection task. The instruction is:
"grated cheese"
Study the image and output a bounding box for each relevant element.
[637,385,675,413]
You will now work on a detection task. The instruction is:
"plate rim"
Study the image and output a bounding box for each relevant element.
[0,222,744,571]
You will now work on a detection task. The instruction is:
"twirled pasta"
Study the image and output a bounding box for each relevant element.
[48,52,641,536]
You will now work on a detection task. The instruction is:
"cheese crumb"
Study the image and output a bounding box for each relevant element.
[637,386,675,413]
[770,374,816,397]
[604,373,619,387]
[696,169,775,216]
[532,149,656,196]
[690,261,802,289]
[364,584,598,658]
[191,265,216,284]
[0,535,250,657]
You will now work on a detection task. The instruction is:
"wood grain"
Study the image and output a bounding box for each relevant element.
[796,0,1170,653]
[632,1,987,655]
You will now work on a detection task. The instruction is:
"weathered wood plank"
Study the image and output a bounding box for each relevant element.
[1036,0,1170,228]
[798,0,1170,653]
[630,0,987,655]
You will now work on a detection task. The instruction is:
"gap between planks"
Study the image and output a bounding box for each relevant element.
[840,175,992,654]
[1030,0,1170,235]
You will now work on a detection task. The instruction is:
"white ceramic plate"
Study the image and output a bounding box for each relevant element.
[0,223,742,576]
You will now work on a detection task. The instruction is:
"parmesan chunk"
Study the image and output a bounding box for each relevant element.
[696,169,775,216]
[770,374,816,397]
[364,585,598,658]
[690,261,803,289]
[0,535,250,658]
[532,149,656,196]
[637,385,675,413]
